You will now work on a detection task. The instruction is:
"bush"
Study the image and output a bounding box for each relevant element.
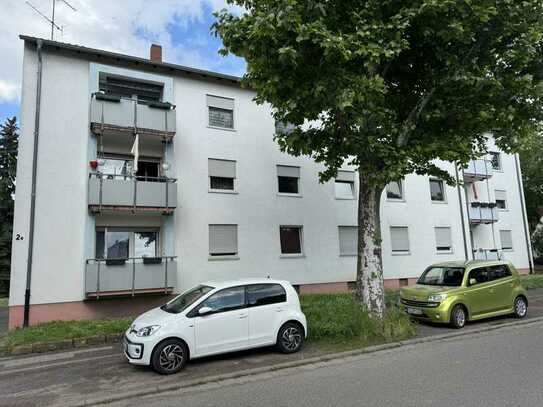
[521,274,543,289]
[300,293,416,346]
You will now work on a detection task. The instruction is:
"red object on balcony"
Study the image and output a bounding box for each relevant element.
[89,160,98,169]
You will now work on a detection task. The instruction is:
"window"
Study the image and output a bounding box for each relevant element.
[199,286,246,314]
[386,180,403,200]
[500,230,513,250]
[247,284,287,307]
[335,171,355,199]
[488,265,512,281]
[489,152,501,171]
[134,232,157,258]
[208,159,236,191]
[96,229,158,259]
[435,227,452,252]
[135,161,159,181]
[338,226,358,256]
[209,224,238,256]
[207,95,234,129]
[418,267,464,287]
[390,226,410,253]
[277,165,300,194]
[100,157,133,178]
[468,267,489,285]
[280,226,303,254]
[99,73,164,102]
[429,179,445,202]
[99,157,160,181]
[495,190,507,209]
[162,285,214,314]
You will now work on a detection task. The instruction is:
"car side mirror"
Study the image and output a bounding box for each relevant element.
[469,278,477,286]
[198,306,213,316]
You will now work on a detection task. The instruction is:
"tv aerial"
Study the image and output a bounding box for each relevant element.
[25,0,77,40]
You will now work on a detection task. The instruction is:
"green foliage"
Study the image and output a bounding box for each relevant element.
[532,227,543,259]
[5,317,133,347]
[519,132,543,230]
[0,297,7,308]
[0,117,18,295]
[300,293,416,344]
[521,274,543,289]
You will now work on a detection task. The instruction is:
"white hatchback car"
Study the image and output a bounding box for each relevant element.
[123,279,307,374]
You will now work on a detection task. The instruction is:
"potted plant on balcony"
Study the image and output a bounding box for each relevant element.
[106,258,127,266]
[143,256,163,265]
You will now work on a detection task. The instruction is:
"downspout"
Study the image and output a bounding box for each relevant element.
[23,39,44,327]
[514,153,534,274]
[455,165,469,260]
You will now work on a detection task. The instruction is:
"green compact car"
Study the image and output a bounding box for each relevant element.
[400,260,528,328]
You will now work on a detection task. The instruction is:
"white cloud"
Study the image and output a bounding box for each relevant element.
[0,0,243,103]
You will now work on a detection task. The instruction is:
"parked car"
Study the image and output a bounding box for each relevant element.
[122,279,307,374]
[399,260,528,328]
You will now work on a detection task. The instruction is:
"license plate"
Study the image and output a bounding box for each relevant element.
[406,307,423,315]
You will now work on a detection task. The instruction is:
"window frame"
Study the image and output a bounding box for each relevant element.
[489,152,502,171]
[500,229,514,251]
[279,225,304,256]
[246,284,287,308]
[95,227,160,259]
[386,180,404,201]
[338,226,358,256]
[208,224,239,259]
[434,226,453,254]
[468,267,489,286]
[334,180,355,200]
[390,226,410,255]
[188,285,247,317]
[206,95,235,130]
[495,189,508,210]
[487,265,512,281]
[276,165,301,196]
[429,178,447,203]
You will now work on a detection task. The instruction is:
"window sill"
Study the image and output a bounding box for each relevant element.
[208,189,238,195]
[391,251,411,256]
[498,208,509,212]
[335,196,356,200]
[279,254,306,259]
[436,250,453,255]
[339,254,357,257]
[277,193,303,198]
[208,255,240,261]
[386,198,406,203]
[207,125,237,133]
[501,249,514,252]
[431,200,448,204]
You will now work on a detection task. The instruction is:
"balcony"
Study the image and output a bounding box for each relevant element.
[469,202,499,224]
[463,160,493,182]
[85,256,177,298]
[473,249,501,261]
[90,94,176,140]
[88,173,177,214]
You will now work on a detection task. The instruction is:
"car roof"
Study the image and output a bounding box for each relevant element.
[199,279,292,290]
[430,259,512,268]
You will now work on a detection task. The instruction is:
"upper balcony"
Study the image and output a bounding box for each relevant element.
[468,202,499,224]
[473,249,501,261]
[90,93,176,140]
[88,173,177,214]
[463,160,493,182]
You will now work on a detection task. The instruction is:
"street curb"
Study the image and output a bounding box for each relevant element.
[69,316,543,407]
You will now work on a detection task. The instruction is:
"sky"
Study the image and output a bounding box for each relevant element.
[0,0,246,124]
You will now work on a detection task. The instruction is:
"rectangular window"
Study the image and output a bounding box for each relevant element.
[335,171,355,199]
[209,224,238,256]
[338,226,358,256]
[247,284,287,307]
[207,95,234,129]
[500,230,513,250]
[209,158,236,191]
[435,227,452,252]
[99,72,164,102]
[277,165,300,194]
[134,231,158,258]
[386,180,403,200]
[280,226,303,254]
[487,265,512,281]
[96,229,158,259]
[429,179,445,202]
[489,152,501,171]
[495,190,507,209]
[390,226,410,253]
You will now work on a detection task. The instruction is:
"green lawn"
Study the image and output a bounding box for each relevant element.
[521,274,543,289]
[3,292,416,351]
[0,298,7,308]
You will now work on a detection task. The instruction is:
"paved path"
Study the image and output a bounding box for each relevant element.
[126,320,543,407]
[0,292,542,406]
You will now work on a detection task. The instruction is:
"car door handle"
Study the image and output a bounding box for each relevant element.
[275,308,284,313]
[238,314,248,319]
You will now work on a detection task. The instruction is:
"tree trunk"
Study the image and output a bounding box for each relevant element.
[356,172,385,318]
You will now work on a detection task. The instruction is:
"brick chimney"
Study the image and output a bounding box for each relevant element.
[150,44,162,63]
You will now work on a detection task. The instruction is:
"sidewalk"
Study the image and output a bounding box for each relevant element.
[1,292,542,407]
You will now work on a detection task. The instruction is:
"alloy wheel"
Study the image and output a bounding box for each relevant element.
[455,308,465,327]
[159,344,185,372]
[515,298,527,317]
[281,326,302,351]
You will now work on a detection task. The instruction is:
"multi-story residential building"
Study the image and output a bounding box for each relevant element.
[8,36,533,328]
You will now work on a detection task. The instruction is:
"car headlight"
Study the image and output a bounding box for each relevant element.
[135,325,161,337]
[428,293,447,302]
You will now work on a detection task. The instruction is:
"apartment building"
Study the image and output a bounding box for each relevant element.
[8,36,533,328]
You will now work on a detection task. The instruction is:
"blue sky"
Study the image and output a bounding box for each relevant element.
[0,0,247,125]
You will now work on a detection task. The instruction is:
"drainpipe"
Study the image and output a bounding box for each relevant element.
[23,39,44,327]
[514,153,534,274]
[455,165,469,260]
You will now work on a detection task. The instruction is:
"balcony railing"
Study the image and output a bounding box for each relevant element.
[88,173,177,214]
[90,93,176,139]
[469,202,499,224]
[473,249,501,260]
[463,160,493,182]
[85,256,177,298]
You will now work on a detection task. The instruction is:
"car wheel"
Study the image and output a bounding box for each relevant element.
[151,339,188,375]
[276,322,304,354]
[513,296,528,319]
[450,305,466,329]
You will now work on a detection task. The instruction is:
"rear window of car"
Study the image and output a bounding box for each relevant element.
[247,284,287,307]
[488,265,512,281]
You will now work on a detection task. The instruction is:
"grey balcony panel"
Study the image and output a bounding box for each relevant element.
[91,97,135,128]
[136,181,177,207]
[473,249,500,260]
[468,205,499,224]
[463,160,493,181]
[136,103,176,133]
[85,259,177,295]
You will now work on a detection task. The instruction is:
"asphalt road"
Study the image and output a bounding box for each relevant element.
[119,320,543,407]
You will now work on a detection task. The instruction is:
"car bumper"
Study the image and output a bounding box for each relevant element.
[122,332,156,366]
[400,302,452,323]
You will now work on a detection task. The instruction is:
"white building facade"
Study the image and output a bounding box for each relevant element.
[8,36,533,328]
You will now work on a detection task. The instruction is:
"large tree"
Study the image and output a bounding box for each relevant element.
[214,0,543,316]
[0,116,19,294]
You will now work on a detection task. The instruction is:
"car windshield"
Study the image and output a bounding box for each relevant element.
[417,267,465,287]
[161,285,214,314]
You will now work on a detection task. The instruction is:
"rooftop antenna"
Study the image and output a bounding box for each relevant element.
[25,0,76,40]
